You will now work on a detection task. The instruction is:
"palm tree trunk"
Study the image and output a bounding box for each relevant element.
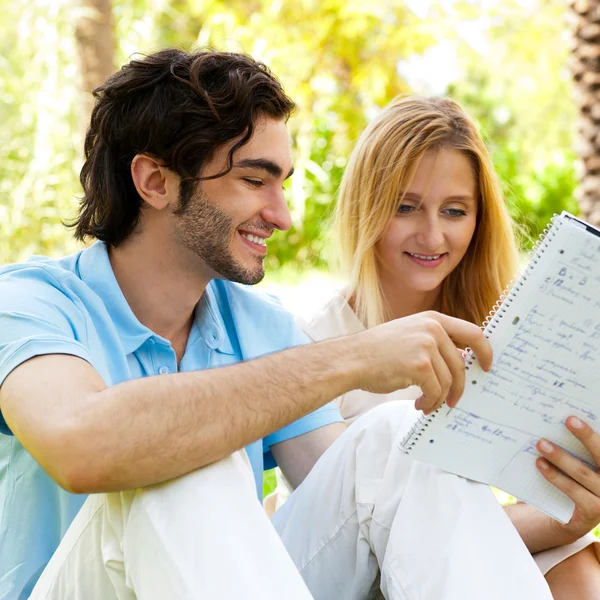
[569,0,600,226]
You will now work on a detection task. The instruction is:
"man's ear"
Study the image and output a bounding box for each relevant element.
[131,154,178,210]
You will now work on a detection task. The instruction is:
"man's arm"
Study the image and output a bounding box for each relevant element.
[0,311,491,494]
[1,340,353,494]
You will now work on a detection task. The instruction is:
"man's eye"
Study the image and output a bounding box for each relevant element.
[244,178,264,188]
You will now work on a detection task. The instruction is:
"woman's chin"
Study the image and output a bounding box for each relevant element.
[405,278,445,295]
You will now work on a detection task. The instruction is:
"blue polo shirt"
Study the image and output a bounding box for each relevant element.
[0,241,343,599]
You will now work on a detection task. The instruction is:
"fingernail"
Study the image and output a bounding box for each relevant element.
[569,417,584,430]
[415,395,424,411]
[537,459,549,470]
[538,440,553,453]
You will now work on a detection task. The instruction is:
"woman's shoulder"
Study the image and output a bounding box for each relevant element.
[299,291,365,342]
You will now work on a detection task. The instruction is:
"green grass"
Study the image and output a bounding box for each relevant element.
[263,469,278,499]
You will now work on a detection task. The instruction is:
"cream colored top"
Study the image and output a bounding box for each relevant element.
[299,293,421,425]
[298,293,599,571]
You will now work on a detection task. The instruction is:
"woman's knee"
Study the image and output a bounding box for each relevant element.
[545,544,600,600]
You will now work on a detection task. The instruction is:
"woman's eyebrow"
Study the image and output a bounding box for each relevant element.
[398,192,421,200]
[399,193,475,202]
[445,195,475,202]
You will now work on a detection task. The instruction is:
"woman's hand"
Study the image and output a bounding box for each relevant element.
[536,416,600,542]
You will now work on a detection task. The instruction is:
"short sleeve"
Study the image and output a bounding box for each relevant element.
[0,267,92,434]
[262,321,344,469]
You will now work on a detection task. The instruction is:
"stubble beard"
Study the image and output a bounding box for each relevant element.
[174,186,266,285]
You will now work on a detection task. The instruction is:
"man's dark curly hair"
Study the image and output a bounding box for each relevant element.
[73,49,296,246]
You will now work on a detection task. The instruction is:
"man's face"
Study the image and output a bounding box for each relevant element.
[173,118,293,285]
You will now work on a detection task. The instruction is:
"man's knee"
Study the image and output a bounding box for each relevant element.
[138,450,256,505]
[351,400,419,443]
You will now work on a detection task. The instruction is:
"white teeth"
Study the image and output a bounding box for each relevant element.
[241,233,267,246]
[409,253,441,261]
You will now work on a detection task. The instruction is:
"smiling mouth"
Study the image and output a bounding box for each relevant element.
[238,231,270,257]
[405,252,448,266]
[240,232,267,246]
[407,252,442,261]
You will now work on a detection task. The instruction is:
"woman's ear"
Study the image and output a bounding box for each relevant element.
[131,154,178,210]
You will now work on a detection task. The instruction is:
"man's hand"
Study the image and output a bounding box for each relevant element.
[536,417,600,543]
[353,311,492,414]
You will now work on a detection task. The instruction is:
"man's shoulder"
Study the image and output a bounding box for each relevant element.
[0,250,84,287]
[0,250,90,318]
[210,280,306,353]
[212,279,290,318]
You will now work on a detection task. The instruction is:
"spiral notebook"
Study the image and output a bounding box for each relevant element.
[399,211,600,524]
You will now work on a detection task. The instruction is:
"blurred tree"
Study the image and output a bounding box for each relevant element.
[75,0,115,124]
[0,0,581,267]
[0,0,83,262]
[569,0,600,226]
[150,0,437,271]
[448,0,579,246]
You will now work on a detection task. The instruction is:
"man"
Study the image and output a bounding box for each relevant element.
[0,49,551,599]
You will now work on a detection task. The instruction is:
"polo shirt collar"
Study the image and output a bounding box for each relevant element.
[77,242,155,354]
[194,283,235,355]
[77,242,235,356]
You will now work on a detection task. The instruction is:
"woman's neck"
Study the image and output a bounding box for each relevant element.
[379,277,442,321]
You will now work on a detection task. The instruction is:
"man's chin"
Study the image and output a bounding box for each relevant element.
[221,264,265,286]
[236,257,265,286]
[242,268,265,286]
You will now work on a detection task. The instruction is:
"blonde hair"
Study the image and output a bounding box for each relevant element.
[334,96,519,328]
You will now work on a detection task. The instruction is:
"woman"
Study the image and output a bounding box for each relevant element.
[302,96,600,597]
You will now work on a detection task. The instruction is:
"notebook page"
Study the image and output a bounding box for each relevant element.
[402,216,600,524]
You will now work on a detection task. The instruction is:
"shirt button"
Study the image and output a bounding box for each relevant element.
[158,366,170,375]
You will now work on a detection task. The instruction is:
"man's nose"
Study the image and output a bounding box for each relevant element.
[261,188,292,232]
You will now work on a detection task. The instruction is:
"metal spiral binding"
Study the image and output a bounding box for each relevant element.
[400,409,439,452]
[401,214,564,454]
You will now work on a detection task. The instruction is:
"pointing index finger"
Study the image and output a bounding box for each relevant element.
[435,314,493,371]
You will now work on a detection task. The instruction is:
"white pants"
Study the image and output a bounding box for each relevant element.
[31,402,552,599]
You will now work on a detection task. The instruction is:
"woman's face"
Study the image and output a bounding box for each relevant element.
[376,147,478,298]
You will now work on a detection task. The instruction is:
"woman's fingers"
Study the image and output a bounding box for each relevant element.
[565,417,600,467]
[536,455,600,530]
[537,438,600,498]
[537,419,600,532]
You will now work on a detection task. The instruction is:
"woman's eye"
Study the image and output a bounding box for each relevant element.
[397,204,416,214]
[445,208,467,217]
[244,178,264,188]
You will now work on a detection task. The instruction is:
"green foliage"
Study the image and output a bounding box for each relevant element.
[263,468,277,498]
[149,0,434,268]
[0,0,581,265]
[0,0,83,262]
[447,0,578,249]
[496,145,579,247]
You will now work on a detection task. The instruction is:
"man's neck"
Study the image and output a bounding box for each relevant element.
[108,234,210,354]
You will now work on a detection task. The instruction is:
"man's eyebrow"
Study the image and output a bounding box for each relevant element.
[233,158,294,180]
